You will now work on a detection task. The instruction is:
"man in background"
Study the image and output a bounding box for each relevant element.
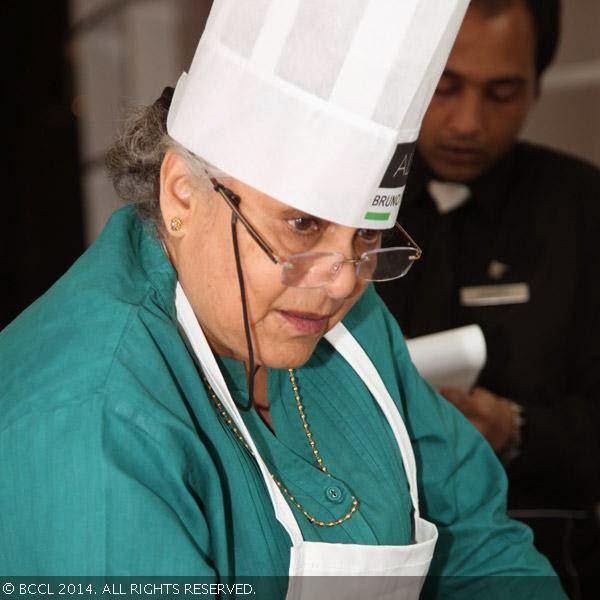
[377,1,600,597]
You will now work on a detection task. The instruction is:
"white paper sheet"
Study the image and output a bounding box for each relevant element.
[406,325,487,392]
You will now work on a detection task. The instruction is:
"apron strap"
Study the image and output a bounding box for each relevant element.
[325,323,421,516]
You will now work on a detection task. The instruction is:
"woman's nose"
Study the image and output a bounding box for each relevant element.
[320,226,362,299]
[324,261,360,299]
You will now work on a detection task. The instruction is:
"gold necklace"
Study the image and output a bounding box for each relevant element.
[201,368,359,527]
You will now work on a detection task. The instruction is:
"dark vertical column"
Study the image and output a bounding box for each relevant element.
[1,0,84,329]
[178,0,213,64]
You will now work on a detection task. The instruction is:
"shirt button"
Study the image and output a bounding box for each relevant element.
[325,485,344,504]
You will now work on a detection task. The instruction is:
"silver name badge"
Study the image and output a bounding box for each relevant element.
[460,283,530,307]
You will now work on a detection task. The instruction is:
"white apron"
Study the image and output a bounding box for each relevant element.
[175,283,438,599]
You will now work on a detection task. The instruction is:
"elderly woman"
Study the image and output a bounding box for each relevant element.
[0,1,564,598]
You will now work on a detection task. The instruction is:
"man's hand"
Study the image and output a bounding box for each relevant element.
[438,386,514,453]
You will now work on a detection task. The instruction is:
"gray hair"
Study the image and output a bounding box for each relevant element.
[105,95,226,228]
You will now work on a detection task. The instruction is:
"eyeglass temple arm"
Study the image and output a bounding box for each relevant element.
[210,178,280,264]
[210,179,421,263]
[394,222,422,259]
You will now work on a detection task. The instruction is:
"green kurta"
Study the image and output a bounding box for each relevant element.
[0,207,564,597]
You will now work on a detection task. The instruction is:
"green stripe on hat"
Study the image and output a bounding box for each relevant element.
[364,211,391,221]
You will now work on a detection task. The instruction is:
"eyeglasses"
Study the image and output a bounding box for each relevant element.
[210,178,421,289]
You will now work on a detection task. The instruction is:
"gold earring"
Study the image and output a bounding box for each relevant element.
[170,217,183,232]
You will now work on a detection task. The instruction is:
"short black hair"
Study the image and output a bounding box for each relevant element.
[471,0,562,79]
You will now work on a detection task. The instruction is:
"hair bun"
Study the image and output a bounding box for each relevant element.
[157,86,175,111]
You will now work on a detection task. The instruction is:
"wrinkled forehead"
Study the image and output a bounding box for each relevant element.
[218,177,299,214]
[212,176,394,243]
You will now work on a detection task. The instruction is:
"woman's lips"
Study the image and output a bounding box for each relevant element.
[278,310,329,334]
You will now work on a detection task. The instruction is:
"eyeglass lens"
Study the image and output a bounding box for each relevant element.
[281,248,418,288]
[357,247,417,282]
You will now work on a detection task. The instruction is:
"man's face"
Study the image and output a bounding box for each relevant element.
[418,1,538,182]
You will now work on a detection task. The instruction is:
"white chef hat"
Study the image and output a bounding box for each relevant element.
[168,0,468,229]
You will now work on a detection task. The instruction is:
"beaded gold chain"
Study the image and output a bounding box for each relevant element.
[201,368,359,527]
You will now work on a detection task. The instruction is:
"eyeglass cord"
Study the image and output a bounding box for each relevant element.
[230,209,256,412]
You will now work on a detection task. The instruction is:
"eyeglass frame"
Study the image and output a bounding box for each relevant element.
[209,177,422,283]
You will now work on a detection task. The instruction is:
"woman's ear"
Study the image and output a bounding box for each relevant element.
[159,150,197,238]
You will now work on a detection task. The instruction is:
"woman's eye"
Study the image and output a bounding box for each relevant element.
[356,228,381,244]
[287,216,321,235]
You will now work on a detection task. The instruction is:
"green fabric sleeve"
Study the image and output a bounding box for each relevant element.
[0,394,216,576]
